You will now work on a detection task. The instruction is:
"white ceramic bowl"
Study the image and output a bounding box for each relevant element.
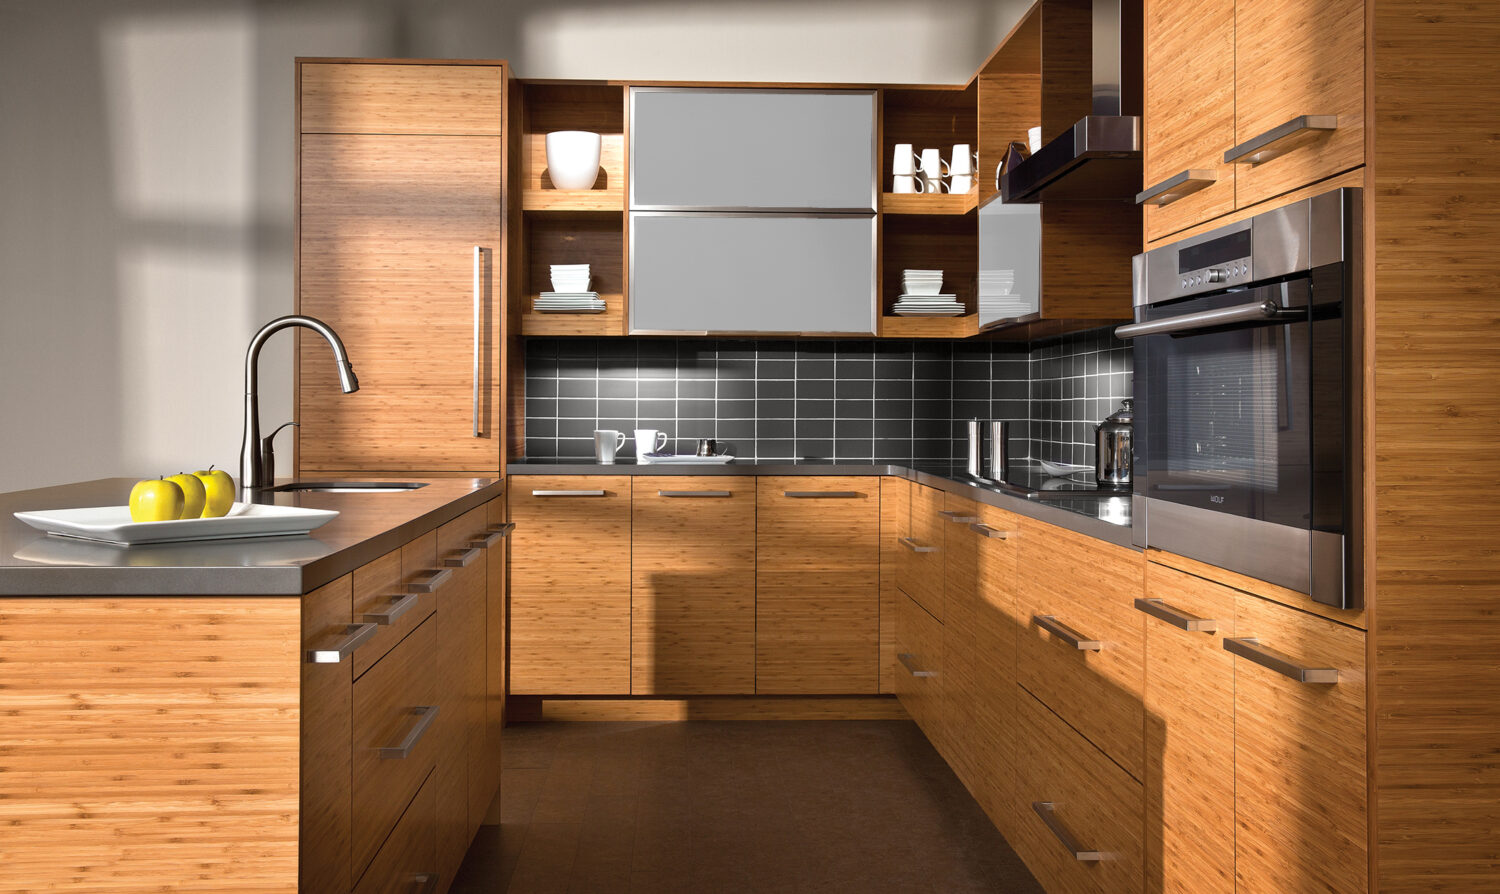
[545,131,602,190]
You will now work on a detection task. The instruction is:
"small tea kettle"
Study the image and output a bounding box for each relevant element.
[1095,399,1134,488]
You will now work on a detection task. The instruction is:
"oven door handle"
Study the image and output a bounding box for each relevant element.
[1115,298,1299,339]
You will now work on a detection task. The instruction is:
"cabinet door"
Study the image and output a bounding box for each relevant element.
[755,476,880,693]
[301,576,356,893]
[894,589,944,742]
[1232,591,1367,894]
[629,212,876,334]
[878,477,911,694]
[631,477,756,694]
[436,506,491,874]
[1141,563,1236,894]
[481,495,509,805]
[508,476,632,694]
[1142,0,1236,241]
[300,62,503,136]
[898,483,945,622]
[298,130,502,473]
[630,88,875,211]
[1233,0,1364,208]
[970,504,1022,840]
[938,493,982,788]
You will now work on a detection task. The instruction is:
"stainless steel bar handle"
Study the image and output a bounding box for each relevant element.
[532,489,606,497]
[783,491,862,498]
[938,510,979,524]
[412,873,439,894]
[378,705,440,759]
[406,567,453,594]
[1032,802,1104,862]
[472,245,482,438]
[897,653,936,678]
[1115,298,1294,340]
[362,592,420,626]
[1033,615,1104,651]
[306,622,378,663]
[1223,637,1339,684]
[658,490,733,498]
[969,523,1009,540]
[1134,597,1218,633]
[899,537,938,554]
[1223,114,1338,165]
[468,530,503,549]
[1136,168,1218,206]
[443,547,481,568]
[488,522,516,537]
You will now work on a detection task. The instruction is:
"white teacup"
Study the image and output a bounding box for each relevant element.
[951,143,976,176]
[892,143,917,176]
[893,174,920,194]
[918,148,949,181]
[594,429,626,464]
[634,428,669,456]
[917,175,949,194]
[951,174,974,193]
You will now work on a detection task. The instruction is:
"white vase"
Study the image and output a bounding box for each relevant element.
[545,131,602,190]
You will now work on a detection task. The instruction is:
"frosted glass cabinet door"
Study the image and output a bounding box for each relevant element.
[977,199,1041,329]
[629,213,876,334]
[630,88,876,211]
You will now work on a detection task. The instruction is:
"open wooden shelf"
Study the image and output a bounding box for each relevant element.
[519,210,625,337]
[519,83,627,214]
[880,190,979,215]
[878,314,978,339]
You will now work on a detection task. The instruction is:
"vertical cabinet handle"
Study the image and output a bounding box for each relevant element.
[1223,637,1339,684]
[406,567,453,594]
[378,705,440,759]
[306,622,378,664]
[1032,802,1104,862]
[897,653,936,678]
[1134,597,1218,633]
[1032,615,1103,651]
[362,592,420,626]
[472,245,482,438]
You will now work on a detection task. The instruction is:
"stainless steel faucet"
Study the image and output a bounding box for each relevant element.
[239,315,358,496]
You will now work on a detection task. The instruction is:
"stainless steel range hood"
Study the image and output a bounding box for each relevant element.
[1001,0,1142,204]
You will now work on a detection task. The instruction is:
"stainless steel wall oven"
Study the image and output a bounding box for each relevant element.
[1119,188,1360,608]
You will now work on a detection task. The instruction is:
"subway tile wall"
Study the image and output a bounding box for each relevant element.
[522,327,1131,467]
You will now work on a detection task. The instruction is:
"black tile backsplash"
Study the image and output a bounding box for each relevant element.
[523,327,1131,467]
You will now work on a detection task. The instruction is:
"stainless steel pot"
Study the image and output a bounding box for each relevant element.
[1095,399,1133,487]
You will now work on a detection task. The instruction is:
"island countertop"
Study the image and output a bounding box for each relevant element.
[0,477,504,596]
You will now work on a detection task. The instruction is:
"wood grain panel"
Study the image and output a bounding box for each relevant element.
[1017,517,1146,780]
[631,477,756,695]
[520,211,626,337]
[436,506,490,870]
[1037,0,1093,141]
[0,597,301,893]
[880,85,977,186]
[1234,592,1367,894]
[938,493,981,788]
[508,476,632,694]
[1013,688,1144,894]
[351,771,437,894]
[978,72,1041,206]
[898,482,945,621]
[1039,201,1140,321]
[880,213,978,321]
[1141,0,1236,242]
[352,546,434,679]
[1143,167,1365,250]
[970,503,1023,840]
[1148,547,1367,630]
[755,477,880,694]
[878,477,911,694]
[352,614,440,878]
[894,590,944,744]
[482,495,508,807]
[1141,562,1236,894]
[298,132,503,472]
[302,575,355,893]
[300,62,503,135]
[1234,0,1365,208]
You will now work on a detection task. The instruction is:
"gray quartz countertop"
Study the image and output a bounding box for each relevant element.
[508,458,1135,548]
[0,477,504,596]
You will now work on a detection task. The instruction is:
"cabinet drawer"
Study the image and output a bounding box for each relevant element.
[970,503,1022,838]
[352,770,437,894]
[352,547,435,680]
[632,477,756,695]
[1014,689,1143,894]
[878,477,912,695]
[1017,519,1145,779]
[1141,563,1236,894]
[509,476,632,694]
[939,493,981,785]
[300,62,503,136]
[898,484,945,621]
[894,590,943,746]
[1232,591,1367,894]
[435,506,490,881]
[352,615,441,877]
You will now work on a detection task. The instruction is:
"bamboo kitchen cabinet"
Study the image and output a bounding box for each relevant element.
[296,60,512,474]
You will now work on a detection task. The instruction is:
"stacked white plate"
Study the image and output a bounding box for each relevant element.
[979,269,1034,317]
[902,269,944,296]
[535,292,605,313]
[550,264,591,292]
[894,268,963,315]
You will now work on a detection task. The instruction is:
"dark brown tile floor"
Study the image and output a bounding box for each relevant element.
[451,719,1043,894]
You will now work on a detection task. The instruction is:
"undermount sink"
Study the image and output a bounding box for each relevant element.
[268,481,428,494]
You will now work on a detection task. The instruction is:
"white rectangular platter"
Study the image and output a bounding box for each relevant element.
[637,454,735,465]
[13,503,339,546]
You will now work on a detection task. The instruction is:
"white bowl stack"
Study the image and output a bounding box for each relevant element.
[978,268,1034,318]
[535,264,605,313]
[893,269,963,316]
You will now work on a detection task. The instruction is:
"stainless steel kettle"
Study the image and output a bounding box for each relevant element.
[1095,399,1134,488]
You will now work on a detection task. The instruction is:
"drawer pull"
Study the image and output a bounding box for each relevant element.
[1032,802,1104,862]
[442,547,481,568]
[1223,637,1339,684]
[1223,114,1339,165]
[362,592,420,626]
[897,653,937,678]
[378,705,440,759]
[658,490,732,498]
[899,537,938,554]
[532,489,606,497]
[1134,597,1218,633]
[306,622,378,664]
[1136,168,1217,205]
[969,523,1009,540]
[468,530,503,549]
[1033,615,1103,651]
[412,873,439,894]
[783,491,862,498]
[406,568,453,594]
[938,510,979,524]
[488,522,516,537]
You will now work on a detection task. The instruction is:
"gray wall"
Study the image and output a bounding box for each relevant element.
[0,0,1029,492]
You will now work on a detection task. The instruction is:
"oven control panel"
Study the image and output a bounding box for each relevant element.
[1179,259,1252,291]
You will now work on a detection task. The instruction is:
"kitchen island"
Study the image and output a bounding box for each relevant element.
[0,477,509,894]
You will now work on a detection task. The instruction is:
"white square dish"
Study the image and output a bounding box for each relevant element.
[13,503,339,546]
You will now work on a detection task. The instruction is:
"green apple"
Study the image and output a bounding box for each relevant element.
[193,466,235,518]
[129,478,184,523]
[166,473,206,520]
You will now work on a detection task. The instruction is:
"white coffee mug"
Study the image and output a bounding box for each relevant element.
[634,428,669,455]
[951,144,975,176]
[892,143,917,176]
[917,174,950,194]
[951,173,974,193]
[594,429,625,464]
[918,148,949,181]
[1027,126,1043,153]
[893,174,919,194]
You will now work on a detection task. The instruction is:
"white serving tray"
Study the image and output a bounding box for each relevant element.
[637,454,735,465]
[13,503,339,546]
